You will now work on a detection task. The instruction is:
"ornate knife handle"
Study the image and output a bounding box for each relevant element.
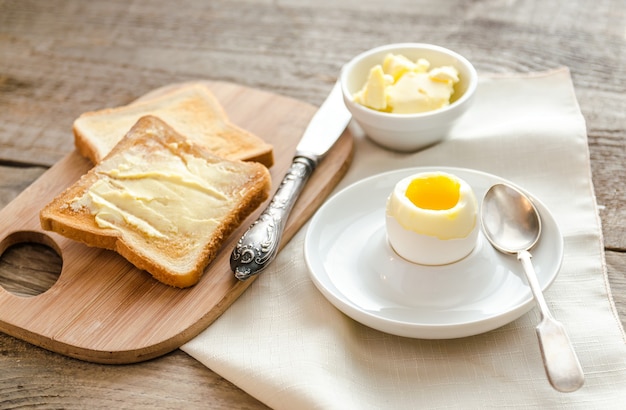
[230,156,316,280]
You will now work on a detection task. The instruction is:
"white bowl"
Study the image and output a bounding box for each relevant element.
[340,43,477,151]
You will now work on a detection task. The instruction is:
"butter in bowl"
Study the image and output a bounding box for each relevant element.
[340,43,477,151]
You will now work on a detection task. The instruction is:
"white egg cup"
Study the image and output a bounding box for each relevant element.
[384,171,480,265]
[386,216,479,265]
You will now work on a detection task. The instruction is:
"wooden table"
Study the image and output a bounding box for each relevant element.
[1,0,624,408]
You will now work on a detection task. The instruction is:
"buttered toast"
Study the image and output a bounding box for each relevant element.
[41,116,271,288]
[73,83,274,167]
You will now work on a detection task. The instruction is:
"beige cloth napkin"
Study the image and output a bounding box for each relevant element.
[182,68,626,409]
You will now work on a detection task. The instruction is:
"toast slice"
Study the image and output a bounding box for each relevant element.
[41,116,272,288]
[73,83,274,167]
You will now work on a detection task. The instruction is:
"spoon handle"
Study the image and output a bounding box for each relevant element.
[518,250,553,319]
[536,317,585,392]
[518,250,585,392]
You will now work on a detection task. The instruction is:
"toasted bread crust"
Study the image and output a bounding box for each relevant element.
[73,83,274,167]
[42,116,271,288]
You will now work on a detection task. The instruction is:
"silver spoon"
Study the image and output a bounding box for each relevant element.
[481,183,584,392]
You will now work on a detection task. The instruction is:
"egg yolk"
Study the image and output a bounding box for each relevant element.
[405,175,460,210]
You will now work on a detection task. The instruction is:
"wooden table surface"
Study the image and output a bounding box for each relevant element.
[1,0,625,408]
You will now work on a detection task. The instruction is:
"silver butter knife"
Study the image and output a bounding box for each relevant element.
[230,80,351,280]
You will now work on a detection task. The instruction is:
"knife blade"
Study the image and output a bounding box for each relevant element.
[230,79,351,280]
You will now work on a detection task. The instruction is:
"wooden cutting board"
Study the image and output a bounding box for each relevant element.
[0,81,353,364]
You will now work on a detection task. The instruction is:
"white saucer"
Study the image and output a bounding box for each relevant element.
[304,167,563,339]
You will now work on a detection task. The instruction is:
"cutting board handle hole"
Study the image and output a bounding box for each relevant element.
[0,231,62,297]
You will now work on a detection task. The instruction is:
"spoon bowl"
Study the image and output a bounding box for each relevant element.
[482,183,541,254]
[481,183,584,393]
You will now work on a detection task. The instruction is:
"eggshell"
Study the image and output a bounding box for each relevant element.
[385,172,478,265]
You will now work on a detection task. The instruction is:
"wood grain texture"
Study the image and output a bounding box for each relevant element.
[0,0,624,408]
[0,81,353,364]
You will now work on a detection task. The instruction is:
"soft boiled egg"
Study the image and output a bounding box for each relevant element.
[385,171,479,265]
